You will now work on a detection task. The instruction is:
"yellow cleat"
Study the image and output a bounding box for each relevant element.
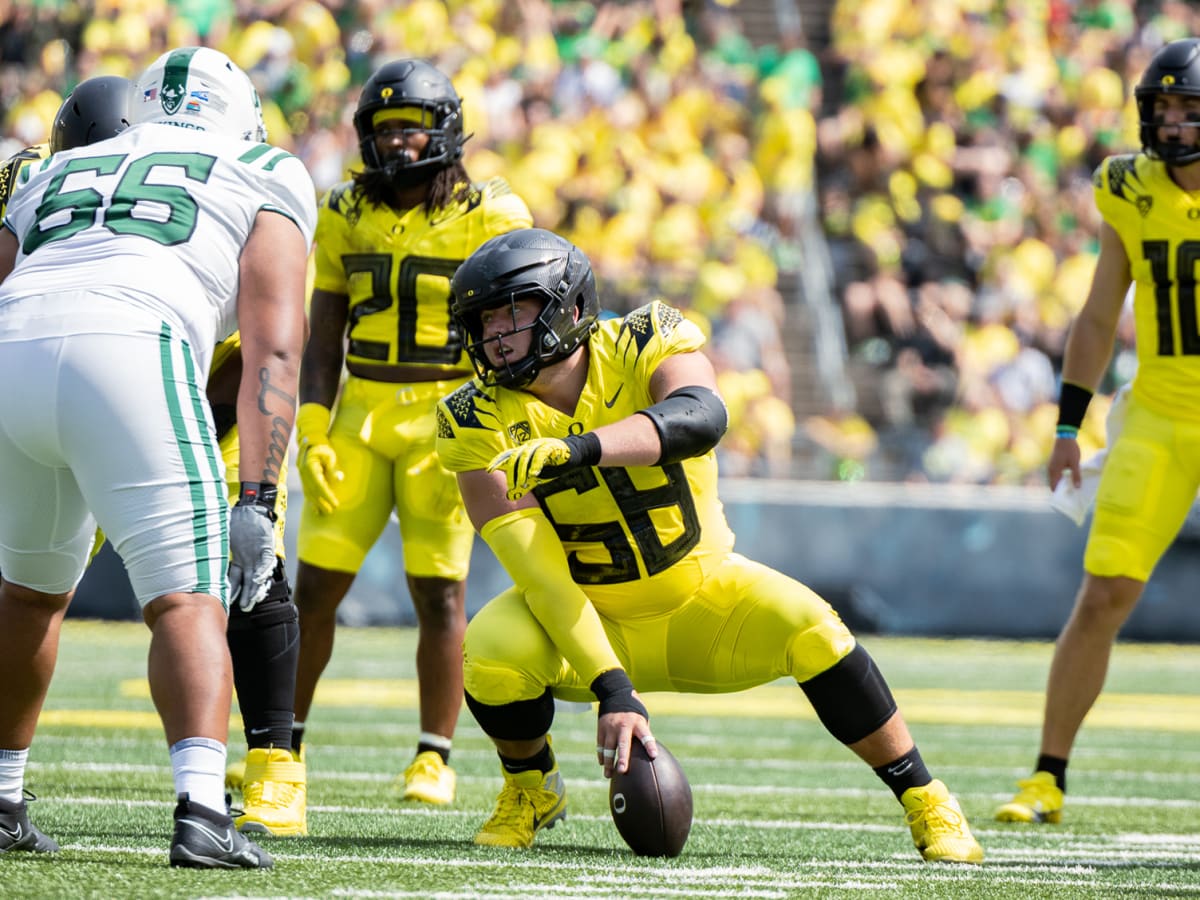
[235,747,307,837]
[994,771,1063,824]
[902,779,984,864]
[225,756,246,793]
[474,761,567,849]
[398,751,457,805]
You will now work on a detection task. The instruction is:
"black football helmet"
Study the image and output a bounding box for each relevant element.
[1135,39,1200,166]
[451,229,600,388]
[50,75,133,153]
[353,59,465,177]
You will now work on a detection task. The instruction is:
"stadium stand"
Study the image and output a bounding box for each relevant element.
[0,0,1192,486]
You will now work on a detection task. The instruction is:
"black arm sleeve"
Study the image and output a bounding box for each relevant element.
[636,385,728,465]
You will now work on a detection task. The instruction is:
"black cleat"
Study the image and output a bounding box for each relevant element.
[0,791,59,853]
[169,793,273,869]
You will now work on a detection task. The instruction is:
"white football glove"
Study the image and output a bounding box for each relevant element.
[227,502,276,612]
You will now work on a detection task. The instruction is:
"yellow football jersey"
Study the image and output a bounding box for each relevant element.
[0,143,48,220]
[211,331,240,374]
[312,177,533,374]
[1094,153,1200,423]
[436,300,736,619]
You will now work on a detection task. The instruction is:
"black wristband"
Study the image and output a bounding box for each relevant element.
[540,432,602,479]
[1056,382,1094,432]
[238,482,279,520]
[590,668,649,720]
[564,432,602,467]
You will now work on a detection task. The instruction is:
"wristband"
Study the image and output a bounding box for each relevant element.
[295,403,332,441]
[564,432,602,467]
[238,481,279,520]
[591,668,649,720]
[1055,425,1079,439]
[1056,382,1093,431]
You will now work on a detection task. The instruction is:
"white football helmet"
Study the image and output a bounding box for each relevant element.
[132,46,267,142]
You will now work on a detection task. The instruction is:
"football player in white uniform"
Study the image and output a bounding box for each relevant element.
[0,47,316,868]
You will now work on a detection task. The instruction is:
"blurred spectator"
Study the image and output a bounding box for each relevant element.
[813,0,1199,483]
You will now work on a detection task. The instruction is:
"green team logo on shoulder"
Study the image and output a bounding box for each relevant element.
[160,47,199,116]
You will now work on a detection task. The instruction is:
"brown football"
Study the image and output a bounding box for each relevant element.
[608,740,693,857]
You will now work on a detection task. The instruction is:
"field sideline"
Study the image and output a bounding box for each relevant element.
[2,620,1199,899]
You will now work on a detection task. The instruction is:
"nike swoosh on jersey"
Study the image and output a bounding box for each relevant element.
[604,384,623,408]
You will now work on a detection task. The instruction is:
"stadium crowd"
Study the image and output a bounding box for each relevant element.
[0,0,1195,485]
[813,0,1196,483]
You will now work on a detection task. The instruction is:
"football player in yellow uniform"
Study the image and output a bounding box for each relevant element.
[997,38,1200,825]
[292,58,533,806]
[435,228,983,863]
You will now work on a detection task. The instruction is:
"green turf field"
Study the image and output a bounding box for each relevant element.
[3,620,1200,899]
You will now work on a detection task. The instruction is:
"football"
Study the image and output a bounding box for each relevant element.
[608,739,693,857]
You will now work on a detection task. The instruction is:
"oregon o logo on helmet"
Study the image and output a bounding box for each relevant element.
[381,87,393,99]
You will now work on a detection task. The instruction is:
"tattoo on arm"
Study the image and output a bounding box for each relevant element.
[256,366,294,484]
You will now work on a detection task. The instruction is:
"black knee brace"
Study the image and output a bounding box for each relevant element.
[799,644,898,745]
[464,687,555,741]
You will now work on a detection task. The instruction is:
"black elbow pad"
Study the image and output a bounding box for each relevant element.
[636,385,728,465]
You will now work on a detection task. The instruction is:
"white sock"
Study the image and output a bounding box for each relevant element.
[0,748,28,803]
[419,732,452,752]
[169,737,226,813]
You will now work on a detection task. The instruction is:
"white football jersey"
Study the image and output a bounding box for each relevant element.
[0,122,316,371]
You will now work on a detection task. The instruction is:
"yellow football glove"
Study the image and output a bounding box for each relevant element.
[487,433,601,501]
[296,402,342,515]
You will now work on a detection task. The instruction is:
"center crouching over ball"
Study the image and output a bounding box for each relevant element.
[609,740,693,857]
